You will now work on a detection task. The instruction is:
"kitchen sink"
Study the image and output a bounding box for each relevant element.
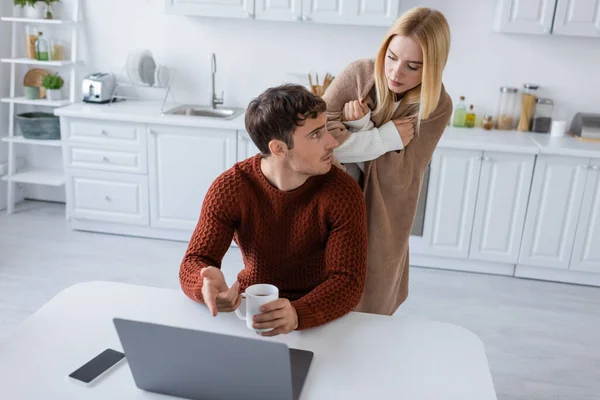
[163,105,244,119]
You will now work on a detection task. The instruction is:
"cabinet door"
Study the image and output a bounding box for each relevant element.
[255,0,302,21]
[237,131,260,161]
[518,155,589,269]
[421,148,483,259]
[493,0,557,34]
[553,0,600,37]
[148,125,237,232]
[470,152,535,263]
[570,161,600,272]
[166,0,255,19]
[301,0,398,26]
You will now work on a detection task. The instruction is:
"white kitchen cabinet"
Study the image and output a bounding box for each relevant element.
[237,131,260,161]
[67,169,149,226]
[553,0,600,37]
[470,152,535,264]
[302,0,399,26]
[165,0,255,19]
[254,0,302,22]
[518,155,589,269]
[494,0,557,34]
[421,148,483,259]
[570,160,600,272]
[148,125,237,232]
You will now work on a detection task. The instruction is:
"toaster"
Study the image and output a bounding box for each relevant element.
[82,73,116,104]
[569,112,600,140]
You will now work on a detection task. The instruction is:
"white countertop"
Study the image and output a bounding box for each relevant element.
[528,133,600,159]
[54,101,600,158]
[54,100,247,130]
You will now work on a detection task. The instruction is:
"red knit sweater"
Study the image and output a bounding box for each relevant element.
[179,154,367,330]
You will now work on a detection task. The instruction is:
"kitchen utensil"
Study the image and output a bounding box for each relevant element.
[495,87,518,130]
[307,72,334,96]
[154,65,171,88]
[126,49,156,86]
[23,68,50,99]
[82,73,116,103]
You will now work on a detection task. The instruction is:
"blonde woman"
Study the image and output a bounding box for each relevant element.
[323,7,453,315]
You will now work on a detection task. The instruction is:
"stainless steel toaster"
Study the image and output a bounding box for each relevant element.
[82,73,116,104]
[569,112,600,140]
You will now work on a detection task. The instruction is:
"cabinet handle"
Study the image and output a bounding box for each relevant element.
[246,12,253,18]
[100,130,107,136]
[101,156,109,163]
[104,196,111,202]
[483,156,491,162]
[592,165,599,171]
[302,15,311,22]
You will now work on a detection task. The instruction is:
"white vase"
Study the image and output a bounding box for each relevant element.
[24,2,46,19]
[46,89,63,101]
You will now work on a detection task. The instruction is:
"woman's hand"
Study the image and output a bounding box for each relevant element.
[342,98,369,121]
[392,119,415,147]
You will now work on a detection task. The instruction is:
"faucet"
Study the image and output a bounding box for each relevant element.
[211,53,224,109]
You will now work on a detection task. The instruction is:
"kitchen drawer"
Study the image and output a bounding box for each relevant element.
[67,119,143,147]
[66,146,147,174]
[67,169,149,225]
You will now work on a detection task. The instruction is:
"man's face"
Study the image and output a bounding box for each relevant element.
[286,112,338,177]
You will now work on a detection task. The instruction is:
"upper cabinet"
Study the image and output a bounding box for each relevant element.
[167,0,400,27]
[494,0,600,37]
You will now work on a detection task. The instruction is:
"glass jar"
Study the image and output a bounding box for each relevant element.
[496,87,518,130]
[517,83,539,131]
[532,98,554,133]
[49,39,64,61]
[25,26,39,59]
[482,115,494,130]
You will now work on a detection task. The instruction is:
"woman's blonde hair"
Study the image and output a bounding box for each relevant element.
[373,7,450,124]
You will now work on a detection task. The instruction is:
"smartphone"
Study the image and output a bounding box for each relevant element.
[69,349,126,384]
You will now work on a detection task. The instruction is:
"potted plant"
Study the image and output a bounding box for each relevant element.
[42,73,64,101]
[14,0,60,20]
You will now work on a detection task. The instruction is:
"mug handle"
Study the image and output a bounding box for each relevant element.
[234,293,247,321]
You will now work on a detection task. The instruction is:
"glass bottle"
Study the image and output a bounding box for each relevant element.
[532,98,554,133]
[465,105,475,128]
[517,84,539,131]
[452,96,467,127]
[482,115,494,130]
[496,87,518,130]
[35,31,49,61]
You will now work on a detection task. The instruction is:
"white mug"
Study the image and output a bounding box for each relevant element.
[235,284,279,332]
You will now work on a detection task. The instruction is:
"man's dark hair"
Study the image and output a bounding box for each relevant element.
[245,84,327,155]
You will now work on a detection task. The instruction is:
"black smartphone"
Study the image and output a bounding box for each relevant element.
[69,349,126,384]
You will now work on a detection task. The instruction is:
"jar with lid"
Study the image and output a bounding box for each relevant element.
[532,98,554,133]
[517,83,539,131]
[482,115,494,130]
[495,87,518,130]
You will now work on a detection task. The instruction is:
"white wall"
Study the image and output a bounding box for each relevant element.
[70,0,600,124]
[0,1,11,210]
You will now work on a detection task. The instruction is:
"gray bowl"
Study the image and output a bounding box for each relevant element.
[16,112,61,140]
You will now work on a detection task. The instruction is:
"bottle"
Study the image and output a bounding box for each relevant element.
[452,96,467,127]
[482,115,494,131]
[465,105,476,128]
[35,31,49,61]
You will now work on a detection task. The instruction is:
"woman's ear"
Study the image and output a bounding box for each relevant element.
[268,140,288,157]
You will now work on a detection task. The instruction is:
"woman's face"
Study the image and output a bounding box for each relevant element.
[384,35,423,94]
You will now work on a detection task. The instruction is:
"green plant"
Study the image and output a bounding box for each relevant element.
[14,0,60,8]
[42,73,64,90]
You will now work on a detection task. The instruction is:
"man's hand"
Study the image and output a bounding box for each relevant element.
[201,266,241,316]
[252,299,298,337]
[342,98,369,122]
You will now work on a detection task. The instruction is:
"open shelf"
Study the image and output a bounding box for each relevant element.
[0,58,76,67]
[2,136,62,147]
[1,97,71,107]
[1,17,76,25]
[1,169,65,186]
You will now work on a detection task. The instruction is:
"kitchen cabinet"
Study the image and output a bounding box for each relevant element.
[166,0,400,26]
[420,148,482,259]
[148,125,237,232]
[165,0,255,19]
[494,0,600,37]
[569,159,600,272]
[237,131,260,161]
[518,155,589,269]
[552,0,600,37]
[469,152,535,264]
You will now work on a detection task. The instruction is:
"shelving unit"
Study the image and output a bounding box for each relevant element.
[1,1,80,214]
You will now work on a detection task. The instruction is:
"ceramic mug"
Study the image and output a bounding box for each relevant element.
[235,284,279,332]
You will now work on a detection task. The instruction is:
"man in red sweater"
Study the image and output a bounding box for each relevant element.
[179,84,367,336]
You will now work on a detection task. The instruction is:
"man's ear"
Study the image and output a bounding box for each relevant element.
[268,139,288,157]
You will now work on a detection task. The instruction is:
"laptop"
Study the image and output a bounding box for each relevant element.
[113,318,314,400]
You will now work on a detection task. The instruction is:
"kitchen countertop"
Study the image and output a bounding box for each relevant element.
[528,133,600,159]
[54,101,600,158]
[54,100,247,130]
